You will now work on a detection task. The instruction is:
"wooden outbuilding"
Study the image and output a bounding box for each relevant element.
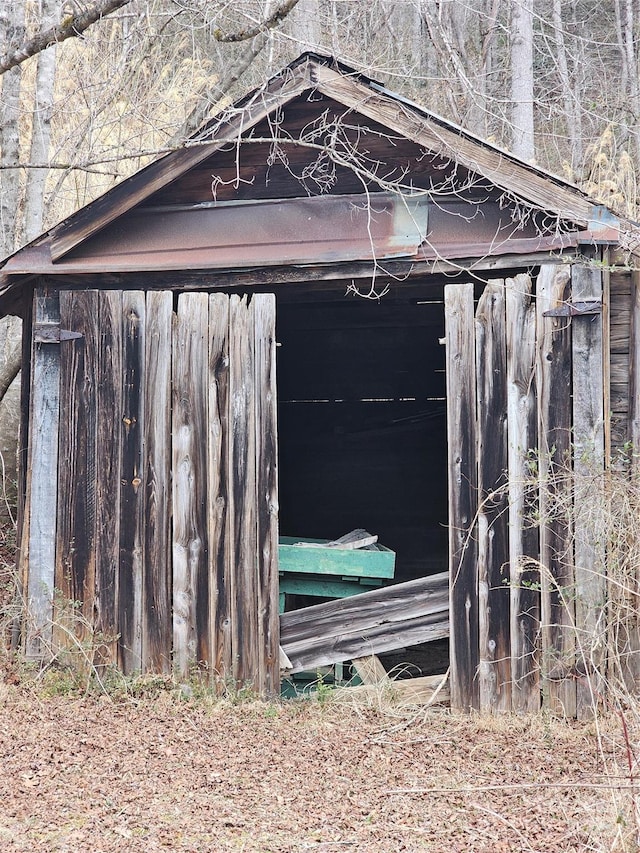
[2,53,639,713]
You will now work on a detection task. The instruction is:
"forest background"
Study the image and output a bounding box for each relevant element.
[0,0,638,494]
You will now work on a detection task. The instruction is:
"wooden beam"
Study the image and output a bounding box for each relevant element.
[505,273,540,713]
[537,263,576,717]
[24,289,60,658]
[445,283,479,712]
[280,573,448,674]
[142,291,172,673]
[571,263,605,719]
[475,280,511,712]
[253,293,280,697]
[172,293,209,677]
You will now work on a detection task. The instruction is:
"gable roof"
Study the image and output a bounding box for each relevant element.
[1,51,636,291]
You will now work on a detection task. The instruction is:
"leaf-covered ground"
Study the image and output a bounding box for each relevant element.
[0,683,637,852]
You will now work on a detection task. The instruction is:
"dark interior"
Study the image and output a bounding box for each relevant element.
[276,283,449,586]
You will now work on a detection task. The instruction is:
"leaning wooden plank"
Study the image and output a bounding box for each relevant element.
[444,283,479,711]
[118,292,146,674]
[229,295,259,689]
[333,673,450,706]
[25,289,61,659]
[280,573,449,673]
[475,280,510,713]
[505,273,540,713]
[172,292,209,678]
[94,291,122,667]
[536,263,576,717]
[142,291,172,674]
[282,611,450,674]
[571,264,605,719]
[208,293,231,688]
[351,655,390,686]
[55,290,99,653]
[253,294,279,697]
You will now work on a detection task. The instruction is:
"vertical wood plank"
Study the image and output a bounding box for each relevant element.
[172,292,209,678]
[571,264,605,718]
[445,283,479,712]
[119,292,145,674]
[475,280,510,713]
[506,273,540,713]
[143,291,172,673]
[94,291,122,666]
[56,291,99,651]
[208,293,231,687]
[15,291,33,651]
[254,293,280,697]
[25,289,60,659]
[536,263,576,717]
[229,295,258,690]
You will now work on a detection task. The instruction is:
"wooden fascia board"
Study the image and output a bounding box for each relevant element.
[49,63,314,262]
[311,64,598,228]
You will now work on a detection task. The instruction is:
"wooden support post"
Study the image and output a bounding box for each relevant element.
[445,283,479,712]
[505,273,540,713]
[475,280,510,712]
[142,291,173,673]
[571,264,605,718]
[25,289,61,659]
[537,263,576,717]
[172,292,209,678]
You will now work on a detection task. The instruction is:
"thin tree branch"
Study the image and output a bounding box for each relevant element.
[214,0,302,43]
[0,0,134,76]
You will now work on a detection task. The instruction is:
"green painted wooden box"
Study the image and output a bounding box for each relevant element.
[278,536,396,580]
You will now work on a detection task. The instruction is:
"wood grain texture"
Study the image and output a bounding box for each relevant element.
[25,289,61,658]
[571,265,605,718]
[229,295,258,688]
[207,293,231,686]
[505,273,540,713]
[280,573,449,673]
[475,281,510,712]
[444,283,479,712]
[536,264,576,717]
[172,293,209,677]
[56,290,99,650]
[253,294,280,697]
[118,292,145,674]
[94,291,122,666]
[142,291,172,673]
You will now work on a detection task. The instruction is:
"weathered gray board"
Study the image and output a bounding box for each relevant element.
[280,572,449,673]
[445,264,605,716]
[24,288,279,696]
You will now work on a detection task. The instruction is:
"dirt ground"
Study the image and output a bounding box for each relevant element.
[0,682,638,853]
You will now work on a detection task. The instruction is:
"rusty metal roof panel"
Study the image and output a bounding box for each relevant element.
[3,193,429,274]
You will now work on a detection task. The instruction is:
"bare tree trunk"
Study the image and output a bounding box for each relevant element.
[23,0,58,243]
[552,0,582,177]
[510,0,535,162]
[291,0,321,52]
[0,0,26,258]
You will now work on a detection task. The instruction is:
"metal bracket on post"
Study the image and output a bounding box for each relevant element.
[33,323,83,344]
[543,300,602,317]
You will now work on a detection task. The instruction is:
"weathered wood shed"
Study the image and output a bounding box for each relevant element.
[2,53,639,712]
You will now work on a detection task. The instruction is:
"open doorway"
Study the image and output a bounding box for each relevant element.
[276,284,449,677]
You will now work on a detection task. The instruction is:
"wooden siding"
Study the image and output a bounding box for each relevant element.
[23,289,279,695]
[446,262,608,717]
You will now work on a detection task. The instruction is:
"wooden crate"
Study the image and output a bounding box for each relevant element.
[278,536,396,580]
